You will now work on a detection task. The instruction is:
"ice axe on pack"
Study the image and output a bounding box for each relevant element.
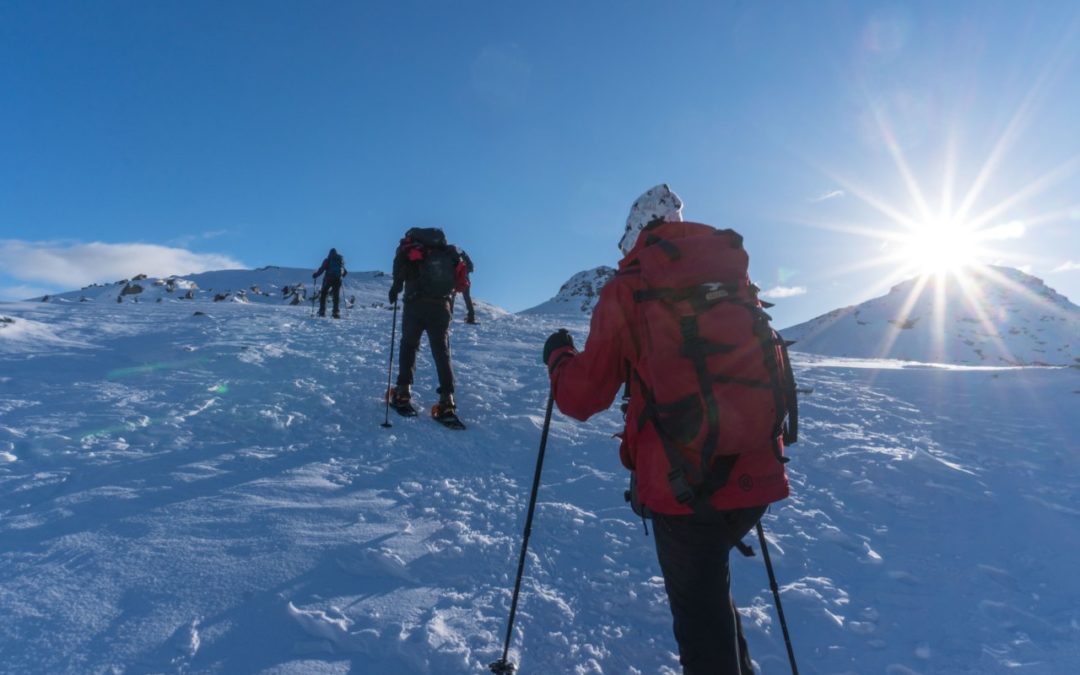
[489,388,556,674]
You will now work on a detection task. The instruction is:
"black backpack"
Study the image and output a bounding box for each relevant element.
[406,227,447,249]
[326,253,344,278]
[417,246,461,298]
[400,228,460,298]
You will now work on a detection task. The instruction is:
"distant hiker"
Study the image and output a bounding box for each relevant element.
[313,248,347,318]
[459,249,477,324]
[388,227,469,426]
[542,185,798,674]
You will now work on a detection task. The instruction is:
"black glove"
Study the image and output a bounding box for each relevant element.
[312,272,318,279]
[543,329,575,369]
[388,288,399,305]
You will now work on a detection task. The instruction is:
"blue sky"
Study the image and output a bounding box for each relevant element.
[2,0,1078,326]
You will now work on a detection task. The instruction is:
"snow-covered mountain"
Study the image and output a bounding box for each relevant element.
[29,266,511,322]
[34,267,392,308]
[2,272,1080,673]
[782,266,1079,366]
[521,266,616,315]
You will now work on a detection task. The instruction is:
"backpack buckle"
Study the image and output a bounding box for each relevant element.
[667,467,696,505]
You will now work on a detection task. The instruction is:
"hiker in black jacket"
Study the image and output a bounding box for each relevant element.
[388,228,464,419]
[313,248,347,318]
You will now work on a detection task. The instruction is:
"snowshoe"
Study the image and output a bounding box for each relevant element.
[387,386,418,417]
[431,396,465,430]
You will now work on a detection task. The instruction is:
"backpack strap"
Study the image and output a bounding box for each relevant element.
[631,370,754,557]
[779,338,799,445]
[632,369,735,513]
[750,310,794,464]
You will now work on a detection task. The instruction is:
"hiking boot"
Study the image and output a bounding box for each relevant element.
[332,312,340,319]
[465,315,477,325]
[433,393,456,417]
[390,384,412,406]
[317,310,326,317]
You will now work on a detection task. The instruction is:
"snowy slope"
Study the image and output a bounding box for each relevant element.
[2,281,1080,674]
[521,267,616,315]
[782,266,1079,366]
[36,267,393,309]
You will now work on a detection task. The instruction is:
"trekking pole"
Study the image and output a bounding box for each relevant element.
[448,294,455,359]
[310,282,317,318]
[756,521,799,675]
[381,302,399,428]
[490,388,556,675]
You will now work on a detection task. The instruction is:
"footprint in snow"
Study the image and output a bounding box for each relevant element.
[337,546,418,583]
[287,602,379,654]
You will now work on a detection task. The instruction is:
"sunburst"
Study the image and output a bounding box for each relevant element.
[787,78,1080,364]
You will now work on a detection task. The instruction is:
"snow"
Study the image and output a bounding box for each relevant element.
[2,269,1079,674]
[782,266,1079,367]
[522,267,616,315]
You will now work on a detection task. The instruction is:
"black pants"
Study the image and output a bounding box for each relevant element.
[461,286,475,321]
[396,298,454,394]
[319,276,341,316]
[653,505,767,675]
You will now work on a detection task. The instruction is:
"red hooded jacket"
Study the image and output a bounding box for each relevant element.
[548,221,790,515]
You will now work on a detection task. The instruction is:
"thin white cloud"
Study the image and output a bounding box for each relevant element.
[810,190,845,203]
[167,230,230,248]
[760,285,808,299]
[1052,260,1080,273]
[980,220,1026,240]
[0,240,244,289]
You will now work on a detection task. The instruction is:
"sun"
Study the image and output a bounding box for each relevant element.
[896,219,980,276]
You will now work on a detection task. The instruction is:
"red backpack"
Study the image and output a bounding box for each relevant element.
[629,226,797,514]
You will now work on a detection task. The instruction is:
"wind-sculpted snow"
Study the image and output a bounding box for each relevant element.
[1,293,1079,673]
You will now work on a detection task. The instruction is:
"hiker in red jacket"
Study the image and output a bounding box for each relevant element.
[542,184,796,674]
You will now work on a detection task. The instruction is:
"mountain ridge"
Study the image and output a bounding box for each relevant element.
[781,265,1078,366]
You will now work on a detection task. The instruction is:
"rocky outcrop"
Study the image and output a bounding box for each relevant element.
[522,267,617,314]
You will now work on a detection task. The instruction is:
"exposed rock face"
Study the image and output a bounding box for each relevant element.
[522,267,617,314]
[213,293,229,302]
[182,290,195,300]
[120,283,144,296]
[0,316,14,328]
